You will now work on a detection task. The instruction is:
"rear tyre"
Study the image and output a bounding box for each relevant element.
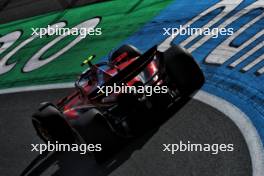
[162,45,205,95]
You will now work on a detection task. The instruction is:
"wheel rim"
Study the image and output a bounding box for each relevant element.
[32,119,53,142]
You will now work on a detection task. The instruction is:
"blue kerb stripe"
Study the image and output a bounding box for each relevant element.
[108,0,264,144]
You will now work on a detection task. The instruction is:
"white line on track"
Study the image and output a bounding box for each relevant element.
[0,82,75,94]
[194,90,264,176]
[0,84,263,175]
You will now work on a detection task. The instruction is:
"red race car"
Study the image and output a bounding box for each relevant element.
[32,44,204,161]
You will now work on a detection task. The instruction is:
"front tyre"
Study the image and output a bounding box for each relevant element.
[32,103,77,144]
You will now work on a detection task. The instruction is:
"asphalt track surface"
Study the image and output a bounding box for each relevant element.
[0,88,252,176]
[0,0,255,175]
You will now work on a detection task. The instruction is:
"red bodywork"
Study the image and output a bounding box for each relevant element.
[57,51,159,120]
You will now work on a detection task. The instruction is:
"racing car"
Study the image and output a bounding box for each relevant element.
[32,44,204,161]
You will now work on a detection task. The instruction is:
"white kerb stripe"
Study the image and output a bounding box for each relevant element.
[194,90,264,176]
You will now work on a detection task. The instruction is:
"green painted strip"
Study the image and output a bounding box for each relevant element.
[0,0,172,89]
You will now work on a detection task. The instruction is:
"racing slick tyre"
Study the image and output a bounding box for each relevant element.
[71,108,129,162]
[32,103,76,144]
[162,45,205,95]
[109,44,141,62]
